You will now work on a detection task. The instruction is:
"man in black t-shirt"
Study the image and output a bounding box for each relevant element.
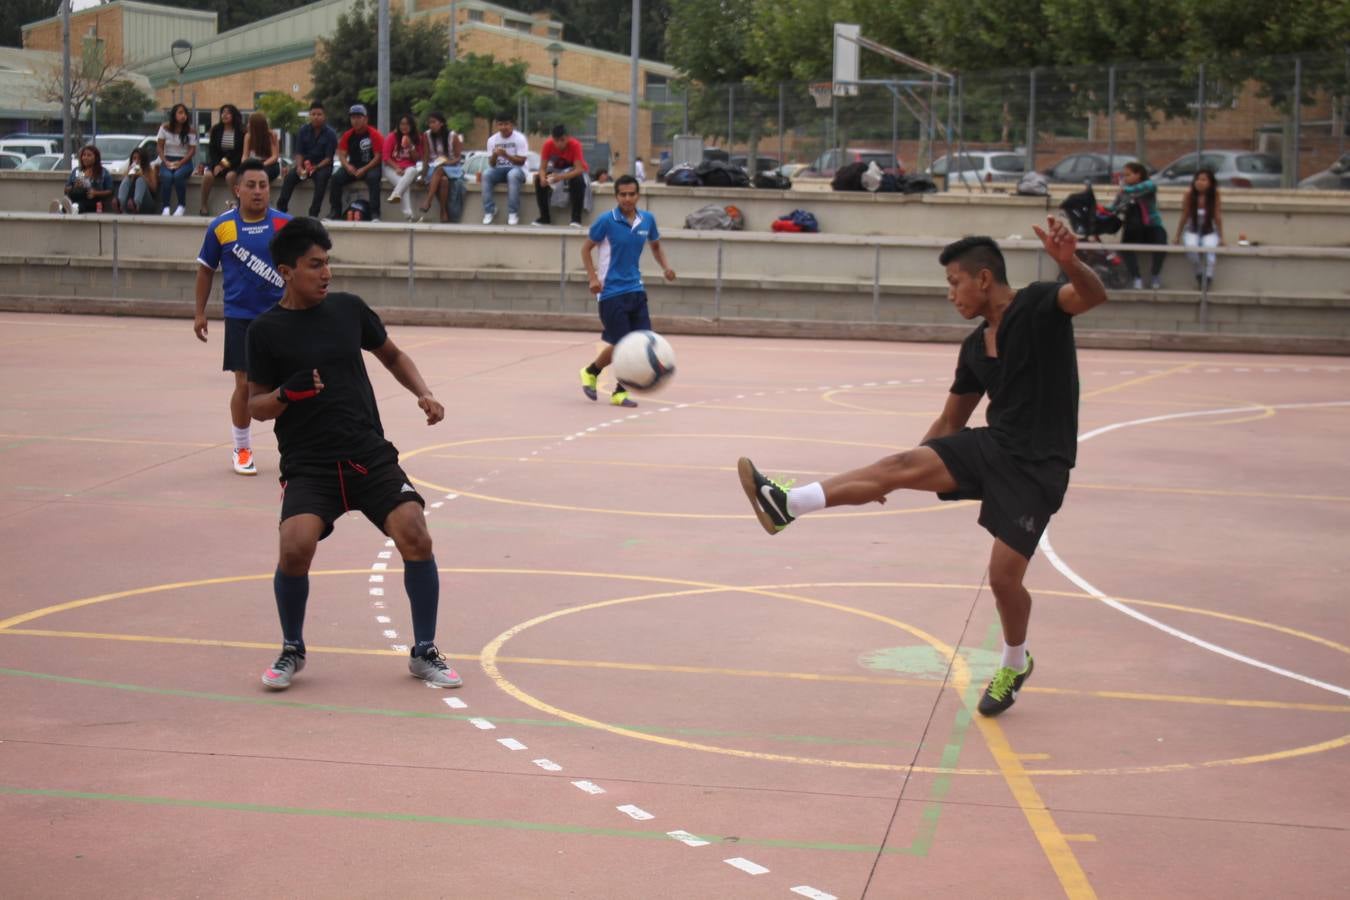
[737,217,1108,718]
[246,217,459,691]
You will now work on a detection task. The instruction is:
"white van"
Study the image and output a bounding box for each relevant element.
[0,137,60,159]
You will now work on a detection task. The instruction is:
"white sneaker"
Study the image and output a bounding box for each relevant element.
[507,213,519,225]
[482,213,494,225]
[1131,278,1143,290]
[387,192,400,203]
[161,207,171,216]
[1150,276,1162,290]
[232,447,257,476]
[568,221,583,228]
[173,205,186,216]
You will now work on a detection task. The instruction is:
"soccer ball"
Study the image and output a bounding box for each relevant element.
[611,330,676,393]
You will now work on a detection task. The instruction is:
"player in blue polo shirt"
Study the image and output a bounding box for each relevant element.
[194,158,291,475]
[578,174,676,407]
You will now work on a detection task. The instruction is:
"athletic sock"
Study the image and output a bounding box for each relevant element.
[273,569,308,652]
[585,364,602,376]
[1001,642,1027,671]
[404,557,439,650]
[786,482,826,517]
[232,424,251,450]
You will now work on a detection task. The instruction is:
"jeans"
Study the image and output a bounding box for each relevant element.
[328,166,382,219]
[383,162,421,218]
[1182,229,1219,281]
[482,165,526,216]
[277,163,332,217]
[117,175,151,212]
[159,158,192,210]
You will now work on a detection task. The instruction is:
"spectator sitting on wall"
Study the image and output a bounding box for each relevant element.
[115,145,158,214]
[418,112,465,223]
[62,144,113,214]
[243,110,282,183]
[592,168,611,184]
[533,123,588,227]
[277,101,338,218]
[200,103,244,215]
[328,104,384,222]
[157,102,197,216]
[383,113,424,222]
[481,112,529,226]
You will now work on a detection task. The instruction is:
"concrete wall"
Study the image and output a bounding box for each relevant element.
[4,171,1349,250]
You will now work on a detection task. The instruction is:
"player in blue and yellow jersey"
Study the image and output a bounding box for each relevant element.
[579,175,676,407]
[194,158,291,475]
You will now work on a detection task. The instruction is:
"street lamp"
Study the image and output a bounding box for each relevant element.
[546,41,563,95]
[170,38,192,104]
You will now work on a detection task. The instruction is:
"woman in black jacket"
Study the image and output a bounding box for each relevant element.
[199,103,244,215]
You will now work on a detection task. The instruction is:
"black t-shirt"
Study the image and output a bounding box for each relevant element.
[246,292,393,477]
[950,282,1079,467]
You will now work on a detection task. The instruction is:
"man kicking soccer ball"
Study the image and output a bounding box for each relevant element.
[737,217,1107,717]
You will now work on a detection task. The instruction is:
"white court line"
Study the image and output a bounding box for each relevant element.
[724,857,769,875]
[1044,400,1350,700]
[616,804,654,821]
[791,888,838,900]
[667,830,710,847]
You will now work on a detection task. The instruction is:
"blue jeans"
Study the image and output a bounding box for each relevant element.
[159,158,192,209]
[482,165,526,216]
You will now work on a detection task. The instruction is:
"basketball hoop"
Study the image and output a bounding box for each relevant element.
[809,82,834,109]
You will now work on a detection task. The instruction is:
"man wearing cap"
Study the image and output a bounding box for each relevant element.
[328,104,385,221]
[533,123,588,228]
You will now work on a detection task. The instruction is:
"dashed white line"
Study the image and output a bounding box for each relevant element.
[369,588,384,596]
[442,697,467,710]
[616,804,654,821]
[497,738,528,751]
[571,780,606,795]
[468,717,496,730]
[369,574,384,583]
[375,615,391,623]
[382,629,398,639]
[532,758,562,772]
[667,830,710,847]
[724,858,769,876]
[791,887,838,900]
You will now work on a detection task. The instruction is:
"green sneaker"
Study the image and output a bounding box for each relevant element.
[580,367,598,401]
[977,653,1034,717]
[610,389,637,408]
[737,457,796,535]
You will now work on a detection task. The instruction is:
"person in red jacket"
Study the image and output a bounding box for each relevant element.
[533,123,588,227]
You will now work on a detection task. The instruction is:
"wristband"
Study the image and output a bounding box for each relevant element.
[278,371,318,403]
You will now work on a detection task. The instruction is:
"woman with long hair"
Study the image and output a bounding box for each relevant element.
[114,145,158,214]
[200,103,244,215]
[1111,160,1167,290]
[417,112,464,223]
[242,111,281,182]
[156,103,197,215]
[63,144,113,213]
[1176,167,1223,290]
[383,113,424,221]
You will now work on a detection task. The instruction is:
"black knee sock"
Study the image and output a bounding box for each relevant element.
[586,363,601,376]
[404,557,439,654]
[273,569,308,654]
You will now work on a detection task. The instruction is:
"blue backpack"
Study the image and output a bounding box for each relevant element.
[787,209,819,232]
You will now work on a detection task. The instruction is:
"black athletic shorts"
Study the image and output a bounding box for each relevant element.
[598,290,651,345]
[279,452,426,541]
[223,316,252,372]
[923,427,1070,559]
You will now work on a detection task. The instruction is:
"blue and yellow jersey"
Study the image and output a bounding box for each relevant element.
[196,208,291,319]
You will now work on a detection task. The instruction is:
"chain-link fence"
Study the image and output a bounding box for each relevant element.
[650,51,1350,189]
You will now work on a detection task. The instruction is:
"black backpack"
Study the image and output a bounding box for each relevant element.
[754,171,792,190]
[665,164,701,187]
[696,159,751,188]
[831,161,869,191]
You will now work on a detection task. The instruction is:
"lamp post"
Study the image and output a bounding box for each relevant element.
[546,41,563,95]
[170,38,192,105]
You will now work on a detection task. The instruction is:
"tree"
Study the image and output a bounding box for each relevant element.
[417,53,528,136]
[1,0,60,49]
[95,79,155,132]
[510,0,673,61]
[310,0,447,129]
[521,91,599,136]
[665,0,758,144]
[256,90,305,137]
[38,33,130,144]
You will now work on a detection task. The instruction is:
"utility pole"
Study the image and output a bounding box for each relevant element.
[377,0,390,135]
[628,0,640,177]
[61,0,72,167]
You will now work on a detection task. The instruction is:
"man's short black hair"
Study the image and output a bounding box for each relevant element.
[270,217,332,269]
[614,174,640,194]
[236,157,268,178]
[309,100,324,111]
[551,123,567,140]
[939,236,1007,285]
[495,112,514,123]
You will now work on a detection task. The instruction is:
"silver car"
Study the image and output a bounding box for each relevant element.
[1152,149,1283,189]
[1298,152,1350,191]
[927,150,1026,187]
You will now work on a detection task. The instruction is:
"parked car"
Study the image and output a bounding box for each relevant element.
[1298,152,1350,190]
[802,147,903,178]
[462,149,541,181]
[1043,152,1142,185]
[927,150,1026,186]
[88,134,158,176]
[728,155,780,174]
[0,151,24,169]
[0,137,60,158]
[1152,149,1283,188]
[17,153,64,171]
[777,162,811,179]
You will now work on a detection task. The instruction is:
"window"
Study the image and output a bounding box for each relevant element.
[991,154,1025,173]
[467,9,483,22]
[506,19,532,33]
[1237,154,1281,174]
[1165,154,1198,178]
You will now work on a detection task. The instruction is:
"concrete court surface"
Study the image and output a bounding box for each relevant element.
[0,311,1347,899]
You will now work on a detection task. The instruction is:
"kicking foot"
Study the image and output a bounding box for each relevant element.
[977,653,1034,717]
[737,457,795,535]
[610,390,637,408]
[579,367,598,401]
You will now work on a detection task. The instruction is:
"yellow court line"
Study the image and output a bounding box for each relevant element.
[3,628,1346,715]
[1082,361,1198,399]
[0,433,218,449]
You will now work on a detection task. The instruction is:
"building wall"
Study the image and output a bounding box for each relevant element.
[23,3,217,69]
[151,58,314,125]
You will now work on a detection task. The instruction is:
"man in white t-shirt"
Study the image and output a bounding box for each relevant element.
[482,113,529,226]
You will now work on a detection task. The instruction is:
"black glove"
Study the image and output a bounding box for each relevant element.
[278,370,319,403]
